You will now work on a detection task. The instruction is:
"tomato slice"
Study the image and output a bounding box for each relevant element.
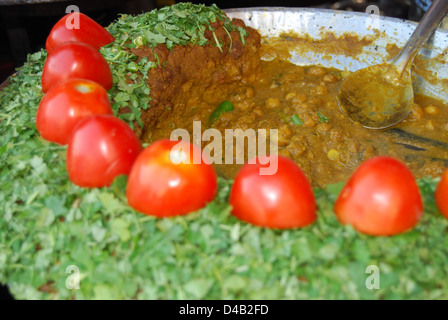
[334,156,423,236]
[36,78,113,145]
[46,12,114,54]
[66,115,142,188]
[229,155,317,229]
[41,41,113,93]
[435,169,448,220]
[126,139,218,217]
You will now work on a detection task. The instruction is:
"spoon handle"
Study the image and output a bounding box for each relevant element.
[393,0,448,74]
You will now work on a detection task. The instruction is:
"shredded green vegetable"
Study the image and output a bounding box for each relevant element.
[1,4,448,300]
[100,2,247,129]
[291,114,303,126]
[318,112,330,123]
[209,101,234,124]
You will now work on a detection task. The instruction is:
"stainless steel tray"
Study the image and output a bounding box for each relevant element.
[225,7,448,102]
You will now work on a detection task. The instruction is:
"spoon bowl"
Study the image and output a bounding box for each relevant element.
[338,61,414,129]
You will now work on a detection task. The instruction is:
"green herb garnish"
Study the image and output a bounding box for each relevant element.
[318,112,330,123]
[209,100,234,124]
[291,114,303,126]
[106,3,246,50]
[101,2,249,129]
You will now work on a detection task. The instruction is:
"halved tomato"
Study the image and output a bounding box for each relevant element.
[126,139,218,217]
[435,168,448,220]
[41,41,113,93]
[36,78,113,145]
[229,155,317,229]
[46,12,114,54]
[66,115,142,188]
[334,156,423,236]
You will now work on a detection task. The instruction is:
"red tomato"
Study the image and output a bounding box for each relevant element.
[229,155,317,229]
[126,139,218,217]
[41,41,113,93]
[36,78,113,145]
[334,156,423,236]
[435,169,448,220]
[46,12,114,54]
[66,115,142,188]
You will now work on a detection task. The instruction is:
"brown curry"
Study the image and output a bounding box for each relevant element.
[130,17,448,187]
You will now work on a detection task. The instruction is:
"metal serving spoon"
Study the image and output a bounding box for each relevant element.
[337,0,448,129]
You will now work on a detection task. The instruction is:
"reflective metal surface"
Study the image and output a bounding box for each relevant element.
[225,7,448,102]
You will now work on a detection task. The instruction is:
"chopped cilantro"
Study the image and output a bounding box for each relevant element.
[237,26,248,45]
[209,100,234,124]
[318,112,330,123]
[291,114,303,126]
[101,2,248,129]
